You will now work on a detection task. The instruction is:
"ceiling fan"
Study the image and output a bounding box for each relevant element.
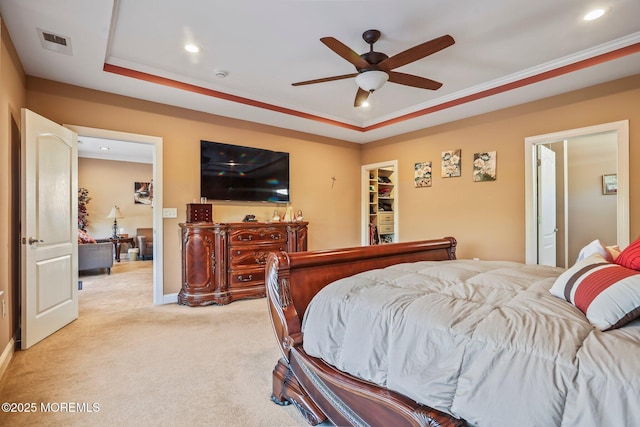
[292,29,455,107]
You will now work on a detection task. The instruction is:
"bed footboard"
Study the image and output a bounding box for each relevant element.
[266,238,464,426]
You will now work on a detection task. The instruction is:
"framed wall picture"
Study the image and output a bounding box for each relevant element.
[602,174,617,195]
[473,151,497,182]
[134,181,153,204]
[414,161,432,187]
[441,149,461,178]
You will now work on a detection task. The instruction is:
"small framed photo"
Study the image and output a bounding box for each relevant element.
[602,174,617,195]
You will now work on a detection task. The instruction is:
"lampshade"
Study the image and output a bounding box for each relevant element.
[107,206,124,219]
[355,70,389,92]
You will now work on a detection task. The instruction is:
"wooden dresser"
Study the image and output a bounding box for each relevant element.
[178,221,308,306]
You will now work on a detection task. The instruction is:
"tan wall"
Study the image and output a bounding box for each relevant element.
[26,77,363,295]
[79,158,153,241]
[362,74,640,261]
[0,18,26,365]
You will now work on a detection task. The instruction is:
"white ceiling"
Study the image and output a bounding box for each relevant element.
[1,0,639,145]
[77,136,153,164]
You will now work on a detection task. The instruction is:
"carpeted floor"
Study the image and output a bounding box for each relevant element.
[0,260,311,426]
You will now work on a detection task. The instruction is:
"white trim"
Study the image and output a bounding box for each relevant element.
[163,292,178,304]
[64,125,166,305]
[524,120,629,264]
[562,140,569,267]
[0,338,15,381]
[361,160,399,245]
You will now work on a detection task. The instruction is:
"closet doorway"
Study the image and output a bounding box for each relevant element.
[361,160,398,246]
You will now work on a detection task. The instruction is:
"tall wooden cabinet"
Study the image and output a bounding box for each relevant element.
[178,222,308,306]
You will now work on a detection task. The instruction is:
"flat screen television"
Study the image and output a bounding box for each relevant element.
[200,140,290,203]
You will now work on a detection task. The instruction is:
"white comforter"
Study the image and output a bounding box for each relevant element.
[302,260,640,427]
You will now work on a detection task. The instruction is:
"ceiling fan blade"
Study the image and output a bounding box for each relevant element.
[387,71,443,90]
[292,73,358,86]
[377,35,454,71]
[320,37,372,70]
[354,87,370,107]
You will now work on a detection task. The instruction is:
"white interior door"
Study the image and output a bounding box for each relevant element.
[537,145,557,266]
[21,109,78,349]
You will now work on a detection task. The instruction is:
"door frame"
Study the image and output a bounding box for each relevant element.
[361,160,399,245]
[65,125,166,304]
[524,120,629,265]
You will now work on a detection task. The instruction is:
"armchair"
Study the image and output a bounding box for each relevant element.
[136,228,154,260]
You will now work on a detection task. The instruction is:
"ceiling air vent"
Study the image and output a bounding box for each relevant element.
[37,28,73,55]
[43,32,67,46]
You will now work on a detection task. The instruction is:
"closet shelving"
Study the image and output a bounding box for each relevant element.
[368,168,395,244]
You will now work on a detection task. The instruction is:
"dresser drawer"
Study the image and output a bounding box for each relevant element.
[228,268,265,289]
[379,224,394,234]
[378,213,394,223]
[228,244,286,267]
[229,227,286,245]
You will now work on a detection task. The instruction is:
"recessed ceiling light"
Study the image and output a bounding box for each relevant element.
[99,146,110,151]
[184,43,200,53]
[584,8,608,21]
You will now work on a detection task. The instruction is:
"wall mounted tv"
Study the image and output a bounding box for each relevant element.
[200,140,290,203]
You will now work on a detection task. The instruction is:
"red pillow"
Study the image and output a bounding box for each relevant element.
[615,237,640,270]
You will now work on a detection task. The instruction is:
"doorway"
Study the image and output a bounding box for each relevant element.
[524,120,629,266]
[65,125,166,304]
[361,160,398,245]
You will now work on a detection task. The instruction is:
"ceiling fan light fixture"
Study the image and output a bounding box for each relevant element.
[355,70,388,92]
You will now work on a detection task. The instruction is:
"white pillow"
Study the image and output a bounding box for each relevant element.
[576,239,613,263]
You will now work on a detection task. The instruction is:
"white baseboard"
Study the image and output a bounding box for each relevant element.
[0,338,15,381]
[162,292,178,304]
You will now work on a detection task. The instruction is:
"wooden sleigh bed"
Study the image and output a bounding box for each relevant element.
[265,237,640,427]
[266,237,465,426]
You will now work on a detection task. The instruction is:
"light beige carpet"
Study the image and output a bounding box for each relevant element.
[0,260,311,426]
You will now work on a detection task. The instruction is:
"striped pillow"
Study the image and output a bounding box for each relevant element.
[550,253,640,330]
[615,237,640,270]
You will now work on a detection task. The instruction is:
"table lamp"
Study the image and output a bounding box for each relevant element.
[107,206,124,239]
